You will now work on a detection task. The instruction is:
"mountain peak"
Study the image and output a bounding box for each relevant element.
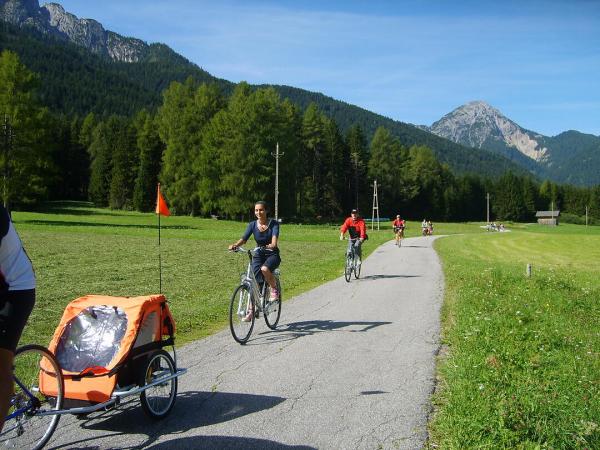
[1,0,146,62]
[430,101,548,162]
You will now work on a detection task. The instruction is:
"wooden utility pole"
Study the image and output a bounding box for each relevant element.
[371,180,380,230]
[586,205,589,227]
[272,142,284,221]
[486,192,490,223]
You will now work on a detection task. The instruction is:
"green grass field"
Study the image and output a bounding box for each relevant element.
[430,223,600,449]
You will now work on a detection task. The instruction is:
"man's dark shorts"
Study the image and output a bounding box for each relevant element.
[251,248,281,284]
[0,289,35,352]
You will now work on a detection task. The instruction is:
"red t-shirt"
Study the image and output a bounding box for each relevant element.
[392,219,405,228]
[340,217,366,239]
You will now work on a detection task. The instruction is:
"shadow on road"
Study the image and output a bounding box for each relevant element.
[49,391,286,450]
[358,274,421,280]
[249,320,392,345]
[400,245,427,248]
[144,435,316,449]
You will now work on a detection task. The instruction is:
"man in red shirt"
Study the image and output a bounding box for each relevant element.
[392,214,405,246]
[340,209,367,262]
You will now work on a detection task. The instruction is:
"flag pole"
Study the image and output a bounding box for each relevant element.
[156,183,170,294]
[158,185,162,293]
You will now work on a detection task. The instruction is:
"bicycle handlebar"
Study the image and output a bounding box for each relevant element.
[228,246,275,255]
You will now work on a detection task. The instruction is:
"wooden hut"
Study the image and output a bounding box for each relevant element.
[536,210,560,226]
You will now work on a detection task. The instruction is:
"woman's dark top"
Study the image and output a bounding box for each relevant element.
[241,219,279,248]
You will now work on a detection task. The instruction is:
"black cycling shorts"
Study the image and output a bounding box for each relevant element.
[0,289,35,352]
[251,248,281,284]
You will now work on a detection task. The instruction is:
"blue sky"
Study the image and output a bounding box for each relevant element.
[55,0,600,136]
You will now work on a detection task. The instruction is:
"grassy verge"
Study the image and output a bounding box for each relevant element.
[430,224,600,448]
[14,202,416,347]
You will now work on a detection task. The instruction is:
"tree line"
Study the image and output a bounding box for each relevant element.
[2,50,599,223]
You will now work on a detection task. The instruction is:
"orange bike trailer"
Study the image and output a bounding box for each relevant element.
[40,294,175,404]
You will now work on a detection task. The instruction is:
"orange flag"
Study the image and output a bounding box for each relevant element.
[155,184,171,216]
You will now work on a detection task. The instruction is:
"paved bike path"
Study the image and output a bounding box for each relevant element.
[48,236,444,450]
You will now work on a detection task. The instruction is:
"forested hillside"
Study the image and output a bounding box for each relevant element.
[0,22,526,179]
[1,21,599,224]
[0,22,227,115]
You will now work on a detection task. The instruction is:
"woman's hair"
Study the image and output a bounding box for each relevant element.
[254,200,269,212]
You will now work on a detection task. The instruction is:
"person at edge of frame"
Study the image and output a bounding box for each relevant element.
[0,205,36,432]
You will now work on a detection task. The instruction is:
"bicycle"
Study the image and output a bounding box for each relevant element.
[1,344,64,450]
[344,238,361,282]
[394,227,405,247]
[229,247,282,344]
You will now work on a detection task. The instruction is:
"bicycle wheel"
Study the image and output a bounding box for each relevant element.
[139,350,177,419]
[354,253,361,279]
[229,284,255,344]
[1,344,64,450]
[344,253,352,282]
[264,278,282,330]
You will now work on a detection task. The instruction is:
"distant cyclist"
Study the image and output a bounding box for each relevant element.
[228,201,280,321]
[421,219,429,236]
[392,214,405,246]
[340,209,366,263]
[0,205,36,433]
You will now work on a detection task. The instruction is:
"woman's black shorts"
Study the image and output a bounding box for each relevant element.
[251,248,281,284]
[0,289,35,352]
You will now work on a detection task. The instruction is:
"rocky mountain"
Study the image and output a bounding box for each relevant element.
[423,101,600,186]
[427,101,548,162]
[0,0,146,62]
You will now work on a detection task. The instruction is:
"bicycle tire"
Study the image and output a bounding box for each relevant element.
[1,344,64,450]
[139,350,177,420]
[344,253,352,282]
[229,284,255,344]
[264,278,282,329]
[354,253,361,279]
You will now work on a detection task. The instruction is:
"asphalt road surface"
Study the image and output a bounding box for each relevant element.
[48,235,444,450]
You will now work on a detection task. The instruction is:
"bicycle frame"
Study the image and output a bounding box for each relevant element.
[5,376,37,421]
[347,238,360,258]
[235,247,279,314]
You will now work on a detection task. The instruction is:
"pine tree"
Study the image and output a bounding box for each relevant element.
[133,115,164,211]
[158,79,224,214]
[0,50,52,207]
[88,116,125,206]
[300,103,326,218]
[322,118,346,218]
[109,118,137,209]
[493,172,527,221]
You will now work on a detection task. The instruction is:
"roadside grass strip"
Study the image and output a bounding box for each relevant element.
[430,227,599,448]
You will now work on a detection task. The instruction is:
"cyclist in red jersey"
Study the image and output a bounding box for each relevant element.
[340,209,366,262]
[392,214,405,246]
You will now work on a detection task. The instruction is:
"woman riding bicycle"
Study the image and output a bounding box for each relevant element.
[0,205,36,433]
[228,201,280,321]
[421,219,429,236]
[392,214,405,246]
[340,209,366,262]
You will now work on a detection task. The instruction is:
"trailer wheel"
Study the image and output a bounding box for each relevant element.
[139,350,177,419]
